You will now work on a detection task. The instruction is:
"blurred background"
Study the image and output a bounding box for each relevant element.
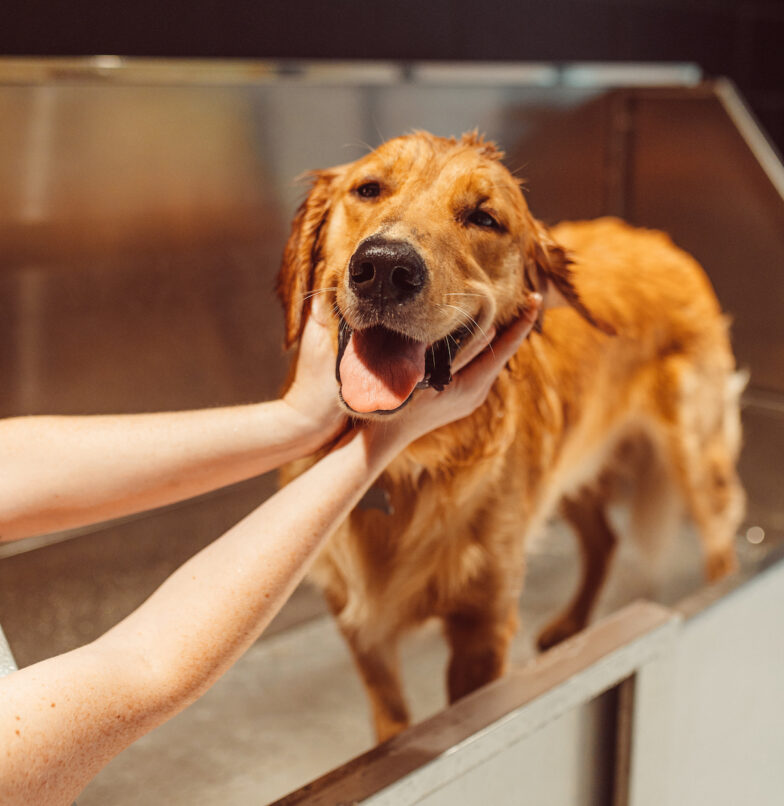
[2,0,783,153]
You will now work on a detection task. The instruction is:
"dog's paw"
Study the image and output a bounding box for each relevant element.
[705,545,739,582]
[375,716,409,744]
[536,615,583,652]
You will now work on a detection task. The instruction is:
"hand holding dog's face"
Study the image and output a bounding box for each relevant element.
[278,132,610,418]
[364,300,541,455]
[281,295,348,443]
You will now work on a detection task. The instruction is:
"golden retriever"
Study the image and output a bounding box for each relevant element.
[277,131,745,742]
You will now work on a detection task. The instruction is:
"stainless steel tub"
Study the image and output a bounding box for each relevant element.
[1,60,782,805]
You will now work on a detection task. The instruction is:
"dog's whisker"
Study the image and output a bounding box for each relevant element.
[442,304,495,356]
[338,316,350,342]
[438,303,475,332]
[343,138,376,156]
[299,287,338,302]
[301,285,338,299]
[446,332,463,350]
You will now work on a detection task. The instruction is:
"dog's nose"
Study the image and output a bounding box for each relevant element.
[349,236,427,303]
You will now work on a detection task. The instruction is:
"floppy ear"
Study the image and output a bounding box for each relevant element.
[525,218,616,335]
[276,170,337,348]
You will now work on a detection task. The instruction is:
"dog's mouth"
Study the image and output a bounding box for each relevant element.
[336,318,470,416]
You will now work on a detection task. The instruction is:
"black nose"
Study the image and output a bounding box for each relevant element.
[348,236,427,304]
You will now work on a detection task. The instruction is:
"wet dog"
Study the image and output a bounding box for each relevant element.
[278,131,745,741]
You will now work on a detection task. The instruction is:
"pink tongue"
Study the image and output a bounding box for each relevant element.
[339,327,427,413]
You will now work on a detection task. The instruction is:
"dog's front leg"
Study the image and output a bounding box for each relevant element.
[444,601,519,703]
[322,583,410,743]
[340,628,410,743]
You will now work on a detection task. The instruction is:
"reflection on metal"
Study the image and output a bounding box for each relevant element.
[0,57,284,86]
[411,61,560,85]
[21,86,55,223]
[603,91,637,218]
[746,525,766,545]
[561,62,701,88]
[715,77,784,200]
[0,58,704,90]
[0,623,18,678]
[16,267,45,413]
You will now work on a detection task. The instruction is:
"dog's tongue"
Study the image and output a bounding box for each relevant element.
[339,327,427,413]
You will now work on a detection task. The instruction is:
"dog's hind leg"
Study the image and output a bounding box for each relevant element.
[536,487,618,651]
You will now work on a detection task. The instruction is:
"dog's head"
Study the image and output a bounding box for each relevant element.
[277,131,612,418]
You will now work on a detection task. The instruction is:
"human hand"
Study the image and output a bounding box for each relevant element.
[365,295,542,456]
[282,296,347,445]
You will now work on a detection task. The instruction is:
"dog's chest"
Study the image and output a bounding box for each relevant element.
[321,457,520,625]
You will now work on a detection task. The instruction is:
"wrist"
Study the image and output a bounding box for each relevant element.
[281,392,345,444]
[357,419,410,472]
[251,400,329,465]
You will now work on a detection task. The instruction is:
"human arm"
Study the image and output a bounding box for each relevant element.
[0,303,539,806]
[0,301,345,543]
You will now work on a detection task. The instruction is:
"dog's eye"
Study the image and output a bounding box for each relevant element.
[355,181,381,199]
[467,209,501,229]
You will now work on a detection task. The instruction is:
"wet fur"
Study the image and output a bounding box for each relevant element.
[278,132,745,742]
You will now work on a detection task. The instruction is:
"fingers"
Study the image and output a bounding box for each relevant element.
[453,294,541,382]
[308,293,333,328]
[450,326,497,373]
[490,295,542,364]
[286,291,348,441]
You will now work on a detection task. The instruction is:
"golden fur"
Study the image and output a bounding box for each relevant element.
[278,131,745,741]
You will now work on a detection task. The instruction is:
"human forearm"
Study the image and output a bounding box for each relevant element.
[0,427,394,806]
[0,402,340,542]
[101,425,396,697]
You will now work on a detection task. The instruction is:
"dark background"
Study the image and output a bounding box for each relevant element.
[3,1,783,152]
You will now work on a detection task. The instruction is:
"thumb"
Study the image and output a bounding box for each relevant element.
[457,295,541,383]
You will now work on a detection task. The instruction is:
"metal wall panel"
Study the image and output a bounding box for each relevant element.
[413,697,615,806]
[665,563,784,805]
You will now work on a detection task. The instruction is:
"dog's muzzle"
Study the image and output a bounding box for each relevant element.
[348,235,428,306]
[336,236,476,416]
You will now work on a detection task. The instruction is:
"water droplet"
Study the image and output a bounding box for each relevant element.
[746,526,765,545]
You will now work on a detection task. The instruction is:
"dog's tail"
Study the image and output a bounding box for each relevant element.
[626,439,684,562]
[628,367,748,562]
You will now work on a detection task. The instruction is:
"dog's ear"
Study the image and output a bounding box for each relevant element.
[276,170,338,348]
[525,219,616,335]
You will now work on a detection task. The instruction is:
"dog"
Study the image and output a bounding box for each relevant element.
[277,131,745,742]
